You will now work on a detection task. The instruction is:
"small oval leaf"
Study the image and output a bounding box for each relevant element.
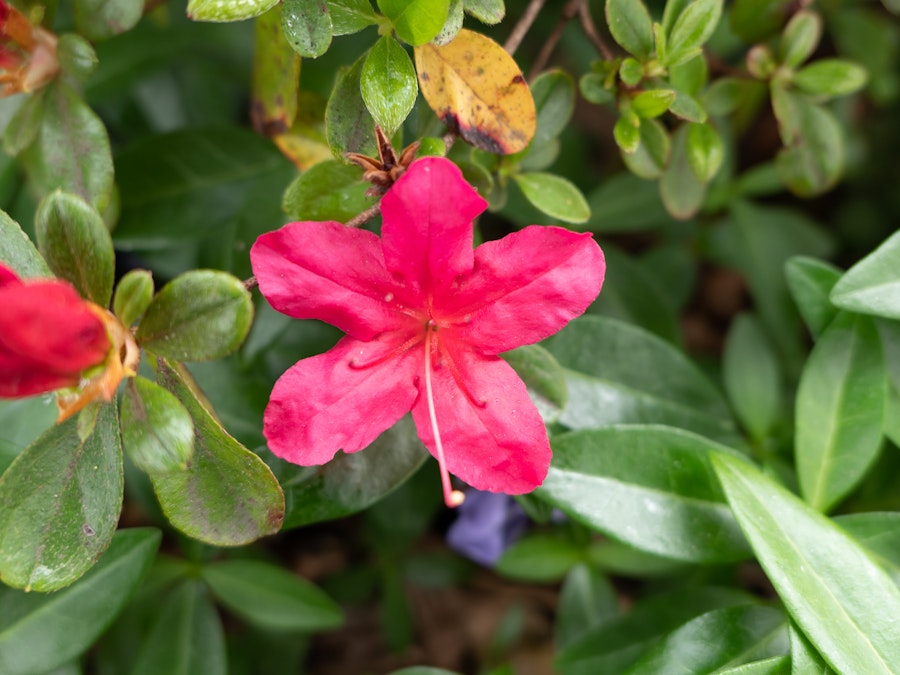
[187,0,279,21]
[121,377,195,474]
[361,35,418,136]
[513,172,590,224]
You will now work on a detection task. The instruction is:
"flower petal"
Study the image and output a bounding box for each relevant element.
[441,226,604,354]
[264,334,422,465]
[251,220,403,341]
[411,342,550,494]
[380,157,487,299]
[0,263,21,287]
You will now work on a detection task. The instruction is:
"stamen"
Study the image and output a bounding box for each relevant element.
[424,322,465,508]
[348,334,422,370]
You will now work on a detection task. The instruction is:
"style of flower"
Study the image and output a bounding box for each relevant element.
[250,157,604,506]
[0,0,58,96]
[0,262,137,420]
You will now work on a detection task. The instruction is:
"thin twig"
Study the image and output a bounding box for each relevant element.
[345,202,382,229]
[503,0,546,55]
[578,1,615,61]
[442,129,459,154]
[529,0,585,78]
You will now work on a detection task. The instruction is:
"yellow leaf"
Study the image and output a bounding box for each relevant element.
[415,29,536,154]
[273,91,334,170]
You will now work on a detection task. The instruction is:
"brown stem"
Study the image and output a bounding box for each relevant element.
[503,0,546,55]
[244,276,258,291]
[529,0,585,78]
[345,202,382,229]
[578,1,615,61]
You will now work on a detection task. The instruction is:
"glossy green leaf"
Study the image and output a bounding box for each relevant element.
[796,313,884,512]
[669,90,707,122]
[132,580,226,675]
[712,453,900,674]
[22,81,114,213]
[329,0,379,34]
[152,361,284,545]
[34,190,115,306]
[282,160,375,222]
[282,0,333,58]
[463,0,503,23]
[793,59,868,99]
[605,0,654,60]
[495,533,584,581]
[614,115,641,154]
[325,55,377,158]
[0,210,50,279]
[276,415,428,529]
[544,316,737,443]
[557,586,757,675]
[632,89,676,118]
[836,512,900,584]
[201,559,343,631]
[0,529,159,675]
[0,402,123,591]
[137,270,253,361]
[538,426,750,562]
[621,118,669,179]
[660,125,705,220]
[729,0,791,43]
[113,269,154,327]
[378,0,450,46]
[513,172,590,224]
[502,344,567,424]
[121,377,194,474]
[830,229,900,320]
[686,121,723,182]
[723,314,783,442]
[74,0,143,40]
[785,256,842,339]
[779,10,822,69]
[361,35,418,135]
[664,0,722,67]
[789,622,832,674]
[555,564,619,649]
[3,88,45,157]
[187,0,279,21]
[626,605,787,673]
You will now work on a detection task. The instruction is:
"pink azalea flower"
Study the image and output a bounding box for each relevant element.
[251,157,604,506]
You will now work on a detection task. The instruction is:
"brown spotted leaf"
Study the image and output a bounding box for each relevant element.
[414,29,535,154]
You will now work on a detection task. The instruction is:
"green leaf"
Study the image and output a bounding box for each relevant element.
[712,453,900,674]
[113,269,154,327]
[252,5,301,134]
[34,190,115,306]
[544,316,737,443]
[187,0,279,21]
[22,81,114,213]
[668,89,707,122]
[378,0,450,45]
[276,415,428,528]
[836,512,900,584]
[621,117,670,179]
[329,0,378,34]
[772,89,844,197]
[201,559,343,631]
[74,0,143,40]
[121,378,195,474]
[718,656,791,674]
[788,622,832,674]
[495,533,584,581]
[282,0,333,58]
[779,10,822,70]
[626,605,788,673]
[3,88,45,157]
[723,314,783,442]
[729,0,792,43]
[660,124,706,220]
[614,116,641,154]
[830,229,900,320]
[605,0,654,60]
[137,270,253,362]
[361,36,418,136]
[0,529,159,675]
[520,69,575,170]
[325,56,377,159]
[793,59,868,99]
[0,209,50,279]
[463,0,503,23]
[555,564,619,649]
[664,0,722,67]
[784,256,842,338]
[619,57,644,86]
[151,361,284,545]
[631,89,676,118]
[433,0,463,44]
[669,54,707,95]
[0,402,123,591]
[795,313,885,512]
[56,34,99,81]
[686,121,723,182]
[132,580,226,675]
[557,586,757,675]
[512,172,590,224]
[502,344,567,424]
[282,160,375,221]
[583,172,675,234]
[538,426,750,563]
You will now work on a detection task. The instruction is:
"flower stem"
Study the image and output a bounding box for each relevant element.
[424,323,465,508]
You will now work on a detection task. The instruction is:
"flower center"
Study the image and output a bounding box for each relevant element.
[424,319,465,509]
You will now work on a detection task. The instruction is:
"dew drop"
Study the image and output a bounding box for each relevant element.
[384,292,394,302]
